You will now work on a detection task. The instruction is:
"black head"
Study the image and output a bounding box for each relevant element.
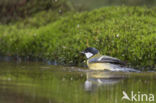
[81,47,99,58]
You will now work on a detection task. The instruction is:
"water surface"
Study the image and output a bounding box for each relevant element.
[0,62,155,103]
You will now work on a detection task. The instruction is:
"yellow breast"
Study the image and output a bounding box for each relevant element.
[87,62,112,70]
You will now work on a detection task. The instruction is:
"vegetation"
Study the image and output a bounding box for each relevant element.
[0,6,156,70]
[0,0,73,24]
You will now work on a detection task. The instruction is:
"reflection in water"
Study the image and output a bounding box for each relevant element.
[0,62,156,103]
[84,71,126,91]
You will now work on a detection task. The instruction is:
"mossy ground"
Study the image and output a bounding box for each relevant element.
[0,6,156,70]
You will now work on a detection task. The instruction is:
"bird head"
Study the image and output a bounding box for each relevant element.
[81,47,99,59]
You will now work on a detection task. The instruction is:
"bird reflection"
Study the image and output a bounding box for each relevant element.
[84,71,127,91]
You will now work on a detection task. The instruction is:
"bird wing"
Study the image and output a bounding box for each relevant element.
[89,55,126,66]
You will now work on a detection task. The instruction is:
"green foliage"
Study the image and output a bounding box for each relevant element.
[0,6,156,69]
[0,0,73,23]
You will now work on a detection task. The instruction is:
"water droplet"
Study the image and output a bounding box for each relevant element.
[8,77,11,81]
[33,33,36,36]
[70,77,73,80]
[62,77,65,81]
[59,9,62,13]
[80,73,83,77]
[116,34,119,38]
[77,24,80,28]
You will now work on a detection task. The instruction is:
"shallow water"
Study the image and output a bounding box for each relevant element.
[0,62,156,103]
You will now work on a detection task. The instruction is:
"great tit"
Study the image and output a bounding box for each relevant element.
[81,47,126,71]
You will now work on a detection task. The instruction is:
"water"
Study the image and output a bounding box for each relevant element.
[0,62,156,103]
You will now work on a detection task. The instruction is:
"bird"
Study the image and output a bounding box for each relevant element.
[81,47,127,71]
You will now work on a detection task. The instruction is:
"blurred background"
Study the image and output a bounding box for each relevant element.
[71,0,156,9]
[0,0,156,24]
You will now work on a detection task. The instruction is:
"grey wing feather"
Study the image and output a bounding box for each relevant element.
[96,56,126,66]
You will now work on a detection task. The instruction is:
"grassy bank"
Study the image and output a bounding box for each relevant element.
[0,6,156,70]
[0,0,73,24]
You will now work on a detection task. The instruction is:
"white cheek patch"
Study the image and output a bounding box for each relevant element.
[85,52,93,58]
